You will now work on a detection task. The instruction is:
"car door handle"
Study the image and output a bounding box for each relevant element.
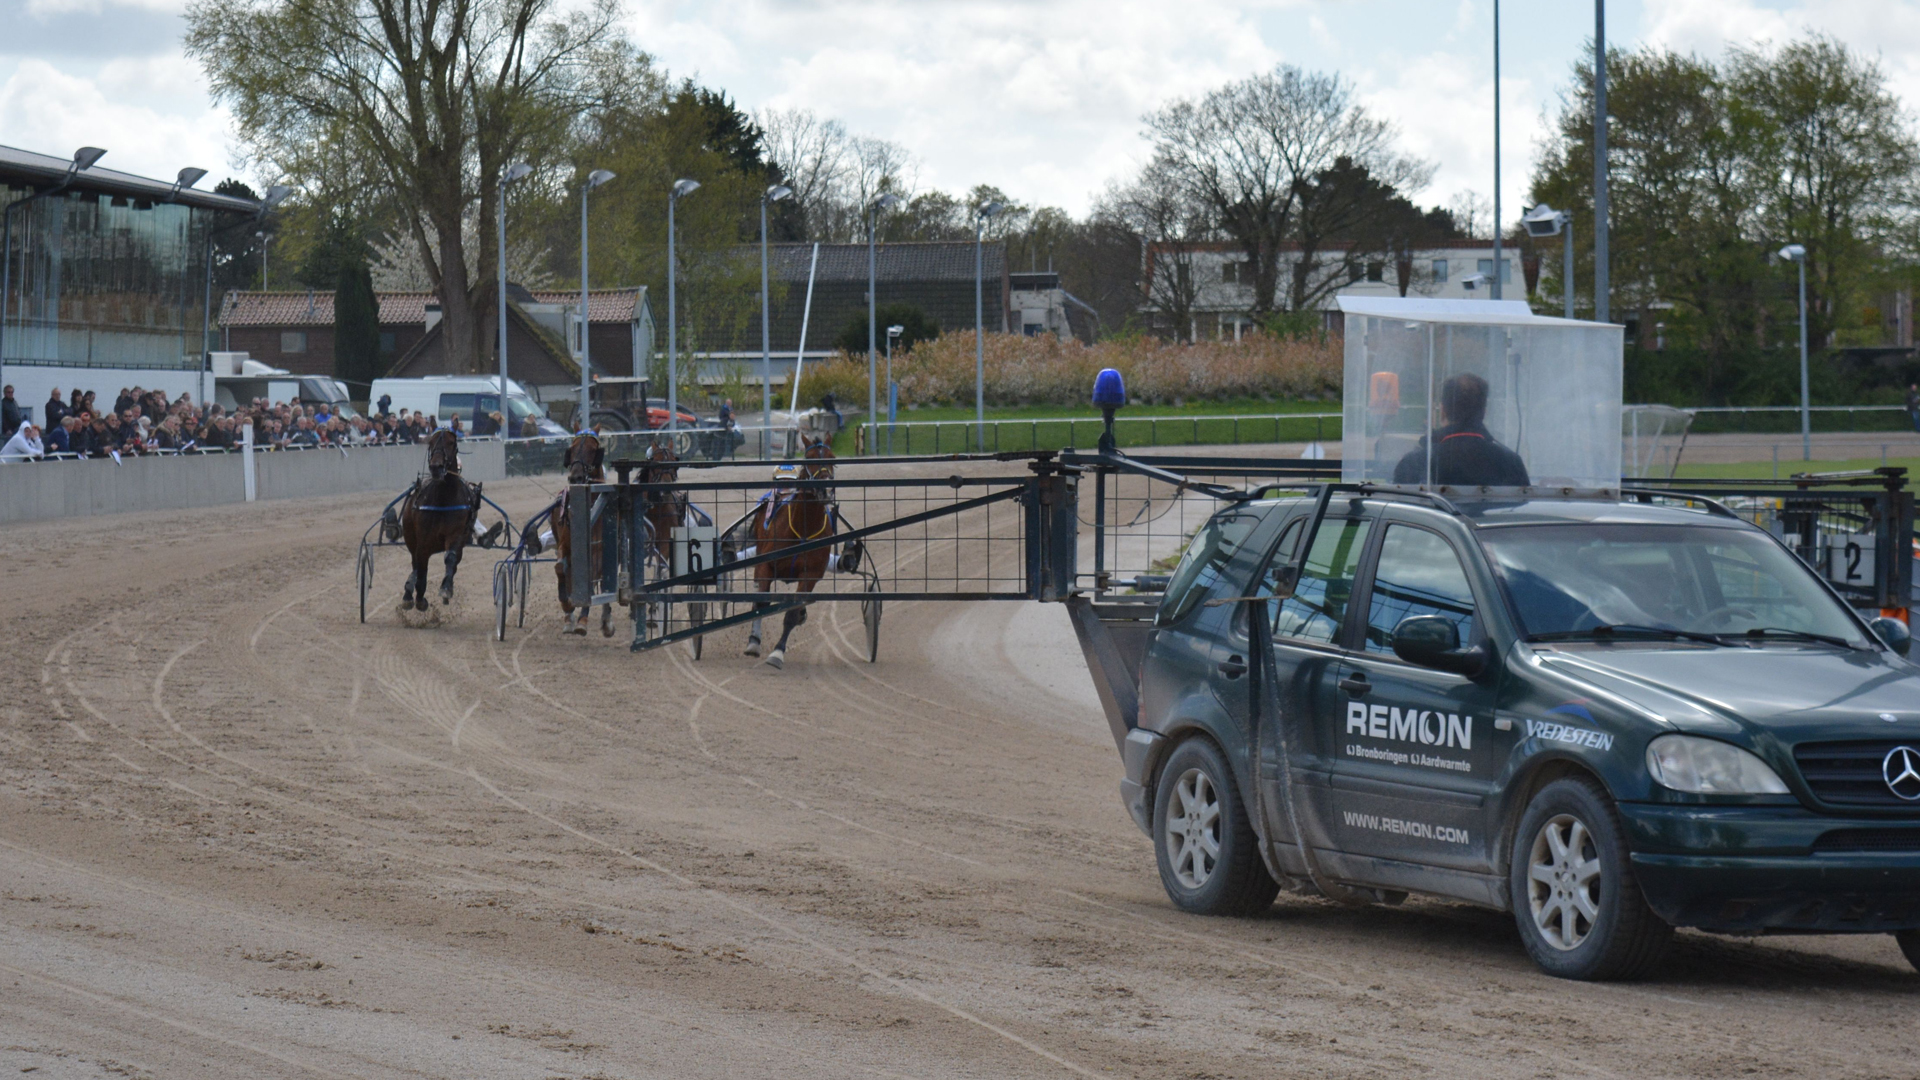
[1217,655,1247,679]
[1338,672,1371,697]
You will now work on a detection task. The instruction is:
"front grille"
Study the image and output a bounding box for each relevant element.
[1813,829,1920,853]
[1795,741,1920,809]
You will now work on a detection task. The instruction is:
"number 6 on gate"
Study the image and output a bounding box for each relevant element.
[673,525,719,579]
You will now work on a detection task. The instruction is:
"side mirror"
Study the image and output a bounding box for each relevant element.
[1391,615,1489,677]
[1870,616,1912,658]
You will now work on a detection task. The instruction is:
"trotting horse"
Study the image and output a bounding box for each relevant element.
[401,429,482,612]
[744,436,836,669]
[637,439,690,631]
[553,431,614,636]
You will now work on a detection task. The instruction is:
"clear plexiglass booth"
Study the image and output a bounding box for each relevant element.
[1337,296,1625,493]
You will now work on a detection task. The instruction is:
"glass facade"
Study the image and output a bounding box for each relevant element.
[2,185,213,372]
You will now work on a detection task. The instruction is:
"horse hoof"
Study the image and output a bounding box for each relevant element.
[601,624,614,638]
[415,598,430,612]
[743,639,761,657]
[763,650,785,670]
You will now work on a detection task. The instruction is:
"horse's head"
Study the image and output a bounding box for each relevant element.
[800,436,835,481]
[563,432,604,485]
[641,437,680,484]
[425,429,460,479]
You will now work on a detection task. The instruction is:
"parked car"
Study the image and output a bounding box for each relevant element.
[1122,489,1920,980]
[368,376,567,437]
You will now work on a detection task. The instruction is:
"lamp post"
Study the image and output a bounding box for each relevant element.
[885,323,903,454]
[578,168,615,429]
[974,201,1003,450]
[1595,0,1610,325]
[867,192,899,455]
[2,146,106,402]
[668,178,700,435]
[496,162,532,426]
[760,184,792,457]
[1779,243,1809,461]
[257,231,269,288]
[1522,204,1574,319]
[1490,0,1502,300]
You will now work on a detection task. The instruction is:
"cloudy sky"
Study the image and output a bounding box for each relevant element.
[4,0,1918,221]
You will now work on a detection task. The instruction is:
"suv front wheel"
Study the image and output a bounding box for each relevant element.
[1152,738,1277,917]
[1509,776,1671,980]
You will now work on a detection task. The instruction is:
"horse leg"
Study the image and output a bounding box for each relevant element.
[556,559,577,634]
[411,548,431,612]
[764,603,808,670]
[440,544,463,605]
[600,602,613,638]
[744,572,770,657]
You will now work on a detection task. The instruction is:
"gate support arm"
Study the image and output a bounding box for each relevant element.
[1066,595,1139,754]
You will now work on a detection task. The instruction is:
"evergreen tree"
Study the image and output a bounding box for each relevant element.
[334,264,383,391]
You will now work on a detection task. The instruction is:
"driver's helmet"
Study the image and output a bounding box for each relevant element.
[772,464,800,484]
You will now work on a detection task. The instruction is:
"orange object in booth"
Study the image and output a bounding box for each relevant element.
[1368,371,1400,414]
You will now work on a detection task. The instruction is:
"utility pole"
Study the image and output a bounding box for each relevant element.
[1595,0,1610,324]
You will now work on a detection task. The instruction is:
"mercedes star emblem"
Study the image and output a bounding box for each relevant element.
[1883,746,1920,802]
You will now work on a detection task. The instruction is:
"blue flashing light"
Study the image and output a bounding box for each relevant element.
[1091,368,1127,408]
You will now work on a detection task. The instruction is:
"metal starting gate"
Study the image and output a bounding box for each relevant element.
[490,451,1914,696]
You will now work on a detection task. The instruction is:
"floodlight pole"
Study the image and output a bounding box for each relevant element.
[668,179,699,434]
[500,164,531,419]
[1796,255,1809,461]
[1595,0,1609,324]
[973,202,1002,451]
[1490,0,1502,301]
[760,185,791,457]
[868,202,878,455]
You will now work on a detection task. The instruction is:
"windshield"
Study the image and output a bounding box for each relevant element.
[1480,523,1865,645]
[506,395,544,420]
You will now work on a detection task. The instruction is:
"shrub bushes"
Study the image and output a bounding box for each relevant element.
[791,332,1339,411]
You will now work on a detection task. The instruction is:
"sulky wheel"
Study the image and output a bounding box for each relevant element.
[357,541,374,624]
[860,576,881,663]
[493,562,511,641]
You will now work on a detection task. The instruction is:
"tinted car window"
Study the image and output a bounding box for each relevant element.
[1481,523,1865,643]
[438,393,475,420]
[1159,512,1259,625]
[1273,518,1372,644]
[1363,526,1477,654]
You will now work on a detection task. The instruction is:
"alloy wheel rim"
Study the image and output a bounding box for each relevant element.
[1165,767,1222,889]
[1527,812,1602,951]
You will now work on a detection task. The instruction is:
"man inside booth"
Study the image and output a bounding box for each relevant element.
[1393,372,1531,487]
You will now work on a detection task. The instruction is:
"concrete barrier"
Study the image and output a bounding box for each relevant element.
[0,441,508,526]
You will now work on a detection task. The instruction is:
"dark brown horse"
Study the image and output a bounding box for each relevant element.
[553,431,613,636]
[400,429,481,612]
[636,439,689,629]
[744,436,836,669]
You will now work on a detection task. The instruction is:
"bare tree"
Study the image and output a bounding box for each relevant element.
[757,107,851,238]
[188,0,624,373]
[1100,164,1215,341]
[1145,65,1429,317]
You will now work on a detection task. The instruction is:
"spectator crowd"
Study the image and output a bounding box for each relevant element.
[0,384,512,461]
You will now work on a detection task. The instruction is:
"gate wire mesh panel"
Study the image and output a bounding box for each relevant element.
[1627,473,1914,609]
[626,463,1038,604]
[1083,459,1335,593]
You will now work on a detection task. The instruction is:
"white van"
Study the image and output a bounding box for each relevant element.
[368,376,567,437]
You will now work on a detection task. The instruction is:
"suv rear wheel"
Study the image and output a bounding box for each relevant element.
[1894,931,1920,973]
[1152,738,1277,917]
[1509,776,1671,980]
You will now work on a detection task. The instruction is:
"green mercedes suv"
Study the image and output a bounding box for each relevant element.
[1125,489,1920,980]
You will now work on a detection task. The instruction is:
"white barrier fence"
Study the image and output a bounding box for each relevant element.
[0,440,507,526]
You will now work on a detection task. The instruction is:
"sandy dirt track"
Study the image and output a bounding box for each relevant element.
[1,469,1916,1080]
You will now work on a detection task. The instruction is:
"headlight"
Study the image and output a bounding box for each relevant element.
[1645,735,1789,795]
